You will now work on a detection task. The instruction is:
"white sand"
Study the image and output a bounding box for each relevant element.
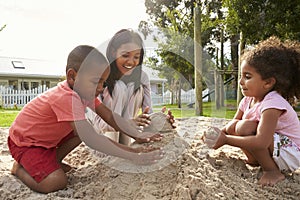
[0,116,300,200]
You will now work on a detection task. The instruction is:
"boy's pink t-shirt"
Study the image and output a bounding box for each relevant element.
[239,91,300,147]
[9,80,101,148]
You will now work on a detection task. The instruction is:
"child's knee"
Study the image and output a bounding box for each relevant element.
[225,125,236,135]
[235,120,258,136]
[224,119,239,135]
[38,169,68,193]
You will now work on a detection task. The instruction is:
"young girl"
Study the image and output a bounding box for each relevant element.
[204,36,300,186]
[86,29,174,145]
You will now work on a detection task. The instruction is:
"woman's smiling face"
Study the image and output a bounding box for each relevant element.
[115,42,141,76]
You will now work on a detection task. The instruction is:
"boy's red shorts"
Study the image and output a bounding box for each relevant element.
[8,131,75,183]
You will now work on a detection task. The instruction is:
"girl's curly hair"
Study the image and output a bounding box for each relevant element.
[241,36,300,105]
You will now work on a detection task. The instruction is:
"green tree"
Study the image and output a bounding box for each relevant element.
[142,0,228,110]
[142,0,300,110]
[224,0,300,103]
[224,0,300,44]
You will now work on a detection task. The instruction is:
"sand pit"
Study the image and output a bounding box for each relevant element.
[0,116,300,199]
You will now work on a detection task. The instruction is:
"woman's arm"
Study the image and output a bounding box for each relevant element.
[141,71,153,113]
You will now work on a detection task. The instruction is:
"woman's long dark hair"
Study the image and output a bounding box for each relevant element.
[105,29,145,97]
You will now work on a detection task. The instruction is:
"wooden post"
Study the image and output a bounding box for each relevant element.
[215,47,220,110]
[237,32,244,105]
[214,69,220,110]
[194,6,203,116]
[220,27,225,107]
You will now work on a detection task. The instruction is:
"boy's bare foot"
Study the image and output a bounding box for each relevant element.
[258,170,285,186]
[60,162,72,173]
[11,161,21,175]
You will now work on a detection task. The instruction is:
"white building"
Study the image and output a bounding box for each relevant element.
[0,56,63,90]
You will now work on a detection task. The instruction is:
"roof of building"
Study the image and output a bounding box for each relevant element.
[0,56,167,83]
[0,56,64,79]
[143,66,167,83]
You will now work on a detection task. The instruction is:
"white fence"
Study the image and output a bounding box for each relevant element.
[0,86,48,108]
[151,88,209,106]
[0,86,209,108]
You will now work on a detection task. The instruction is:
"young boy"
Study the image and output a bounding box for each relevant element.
[8,45,164,194]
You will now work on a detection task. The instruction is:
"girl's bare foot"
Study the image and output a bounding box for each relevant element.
[11,161,21,175]
[258,170,285,186]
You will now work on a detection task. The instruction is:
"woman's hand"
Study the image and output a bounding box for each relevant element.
[135,106,176,128]
[134,113,151,127]
[161,106,176,128]
[134,106,151,127]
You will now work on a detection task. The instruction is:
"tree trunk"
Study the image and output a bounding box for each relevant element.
[178,77,182,108]
[237,32,245,105]
[214,69,220,110]
[230,34,239,100]
[220,27,225,107]
[171,79,175,104]
[194,6,203,116]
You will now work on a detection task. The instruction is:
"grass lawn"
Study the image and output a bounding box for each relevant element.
[0,101,238,127]
[153,100,237,119]
[0,109,20,127]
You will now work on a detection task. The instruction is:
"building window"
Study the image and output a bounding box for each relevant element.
[0,81,8,88]
[11,61,25,69]
[8,80,18,90]
[41,80,50,88]
[157,83,163,94]
[31,82,39,89]
[21,81,29,90]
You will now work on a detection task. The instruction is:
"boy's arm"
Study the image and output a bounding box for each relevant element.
[70,120,164,164]
[94,103,162,142]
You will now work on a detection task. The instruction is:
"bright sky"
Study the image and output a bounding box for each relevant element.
[0,0,148,74]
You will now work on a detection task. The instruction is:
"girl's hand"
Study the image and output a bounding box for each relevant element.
[134,132,163,143]
[131,146,165,165]
[212,129,226,149]
[161,106,176,128]
[203,127,226,149]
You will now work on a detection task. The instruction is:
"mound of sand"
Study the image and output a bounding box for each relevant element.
[0,117,300,200]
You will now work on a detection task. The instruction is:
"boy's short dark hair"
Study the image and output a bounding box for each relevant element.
[66,45,108,73]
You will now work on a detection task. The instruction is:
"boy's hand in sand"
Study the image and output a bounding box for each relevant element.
[203,127,226,149]
[131,146,165,165]
[134,132,163,144]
